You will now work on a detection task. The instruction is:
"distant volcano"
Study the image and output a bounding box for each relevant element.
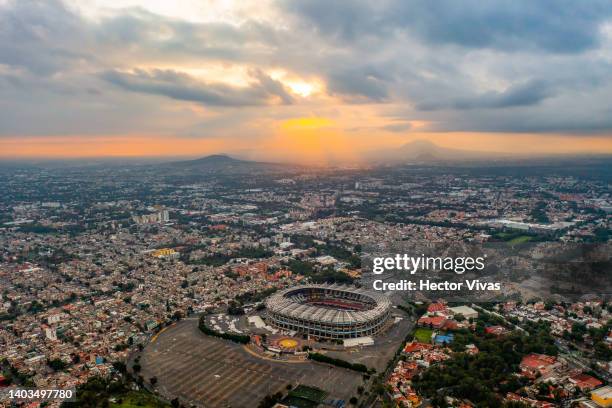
[366,140,507,164]
[159,154,297,174]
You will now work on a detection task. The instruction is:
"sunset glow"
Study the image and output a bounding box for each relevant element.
[1,0,611,163]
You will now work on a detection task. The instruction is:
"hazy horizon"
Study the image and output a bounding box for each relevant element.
[2,139,612,168]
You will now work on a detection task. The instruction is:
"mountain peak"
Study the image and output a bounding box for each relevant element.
[191,154,238,162]
[402,139,437,148]
[159,153,295,174]
[365,139,504,164]
[400,139,439,154]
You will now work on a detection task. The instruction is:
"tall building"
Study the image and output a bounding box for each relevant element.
[44,327,57,341]
[132,209,170,224]
[160,209,170,222]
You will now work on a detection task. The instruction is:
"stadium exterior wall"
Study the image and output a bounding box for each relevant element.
[264,284,391,339]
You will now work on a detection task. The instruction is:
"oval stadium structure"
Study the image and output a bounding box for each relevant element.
[265,284,392,339]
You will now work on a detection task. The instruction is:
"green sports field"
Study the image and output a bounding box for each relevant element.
[414,328,434,343]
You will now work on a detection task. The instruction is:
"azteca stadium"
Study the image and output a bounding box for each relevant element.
[264,284,392,339]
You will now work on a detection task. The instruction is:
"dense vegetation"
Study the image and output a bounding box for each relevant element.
[563,318,612,360]
[413,321,558,407]
[1,359,34,386]
[285,259,354,284]
[316,243,361,269]
[308,352,372,373]
[61,376,171,408]
[530,201,550,224]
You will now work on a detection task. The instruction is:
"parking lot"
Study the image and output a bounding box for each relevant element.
[139,318,365,407]
[321,311,414,372]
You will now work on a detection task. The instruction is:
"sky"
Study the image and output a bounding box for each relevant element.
[1,0,612,163]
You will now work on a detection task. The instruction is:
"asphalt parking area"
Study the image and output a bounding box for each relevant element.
[139,318,365,408]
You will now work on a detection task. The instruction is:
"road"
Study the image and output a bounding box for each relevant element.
[555,339,612,382]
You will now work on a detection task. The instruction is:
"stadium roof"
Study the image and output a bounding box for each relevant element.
[265,283,391,325]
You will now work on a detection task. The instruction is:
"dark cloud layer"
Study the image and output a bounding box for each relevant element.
[0,0,612,137]
[417,80,554,111]
[0,0,91,75]
[327,67,390,102]
[101,69,294,107]
[398,0,612,54]
[284,0,612,54]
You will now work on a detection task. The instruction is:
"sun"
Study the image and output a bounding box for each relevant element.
[287,81,315,97]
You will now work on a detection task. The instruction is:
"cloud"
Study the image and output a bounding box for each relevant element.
[417,80,554,111]
[281,0,380,42]
[0,0,611,142]
[101,68,294,106]
[326,67,390,102]
[394,0,612,54]
[284,0,612,54]
[0,0,93,75]
[383,122,412,133]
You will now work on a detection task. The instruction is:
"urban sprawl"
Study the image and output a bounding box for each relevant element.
[0,156,611,408]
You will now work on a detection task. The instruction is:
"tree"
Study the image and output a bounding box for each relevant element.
[258,394,281,408]
[227,301,245,315]
[595,341,612,360]
[47,358,68,371]
[413,324,557,405]
[112,361,127,374]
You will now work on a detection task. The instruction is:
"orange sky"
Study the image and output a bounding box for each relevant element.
[3,120,611,165]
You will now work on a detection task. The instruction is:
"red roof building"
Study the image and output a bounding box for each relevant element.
[418,315,447,329]
[427,303,447,313]
[234,261,268,277]
[485,325,507,336]
[520,353,557,377]
[505,392,556,408]
[442,320,459,331]
[403,341,433,353]
[569,373,603,391]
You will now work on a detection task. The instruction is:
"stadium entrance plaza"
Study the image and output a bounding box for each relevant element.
[137,318,368,407]
[321,313,414,372]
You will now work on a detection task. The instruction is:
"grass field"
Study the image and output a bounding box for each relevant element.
[281,396,319,408]
[289,385,328,403]
[282,385,328,408]
[109,391,170,408]
[507,235,533,244]
[414,328,434,343]
[494,232,534,244]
